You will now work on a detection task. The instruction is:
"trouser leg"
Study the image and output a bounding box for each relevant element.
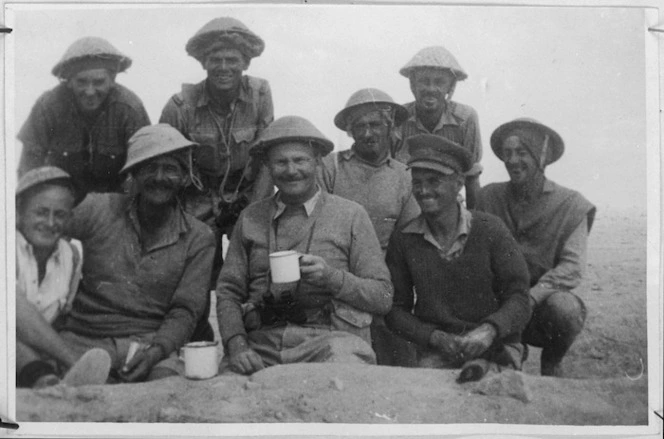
[16,341,58,387]
[16,340,40,372]
[281,325,376,365]
[523,291,587,376]
[370,317,417,367]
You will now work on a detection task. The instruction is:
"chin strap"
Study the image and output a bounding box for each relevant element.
[187,149,204,191]
[539,134,550,170]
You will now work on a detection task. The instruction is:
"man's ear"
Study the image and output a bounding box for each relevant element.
[243,58,251,71]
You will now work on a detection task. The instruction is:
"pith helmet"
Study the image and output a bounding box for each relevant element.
[399,46,468,81]
[16,166,85,206]
[407,134,472,175]
[252,116,334,158]
[120,124,197,174]
[490,118,565,167]
[334,88,408,130]
[186,17,265,64]
[52,37,132,79]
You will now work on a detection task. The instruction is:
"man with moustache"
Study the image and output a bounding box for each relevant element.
[217,116,393,375]
[16,166,112,388]
[393,46,483,208]
[18,37,150,194]
[476,118,596,377]
[318,88,420,365]
[56,124,215,382]
[385,134,531,381]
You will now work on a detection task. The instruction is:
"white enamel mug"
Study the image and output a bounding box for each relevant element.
[269,250,301,283]
[182,341,219,380]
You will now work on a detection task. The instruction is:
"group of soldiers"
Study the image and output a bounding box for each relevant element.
[16,17,596,389]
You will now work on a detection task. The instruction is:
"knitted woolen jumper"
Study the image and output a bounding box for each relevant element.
[385,211,531,348]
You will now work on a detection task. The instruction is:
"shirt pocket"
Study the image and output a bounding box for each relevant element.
[230,127,257,171]
[90,140,127,180]
[330,300,373,329]
[46,133,90,177]
[190,131,227,176]
[231,126,257,145]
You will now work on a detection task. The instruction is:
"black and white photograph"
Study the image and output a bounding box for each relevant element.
[1,0,661,437]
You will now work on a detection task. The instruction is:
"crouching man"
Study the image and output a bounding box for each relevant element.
[385,134,531,381]
[16,167,111,388]
[476,118,596,376]
[57,124,215,382]
[217,116,393,375]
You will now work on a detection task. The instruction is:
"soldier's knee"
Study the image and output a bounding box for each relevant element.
[540,292,586,337]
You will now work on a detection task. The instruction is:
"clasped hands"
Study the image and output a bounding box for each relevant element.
[429,323,497,365]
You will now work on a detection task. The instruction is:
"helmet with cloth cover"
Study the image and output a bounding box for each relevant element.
[186,17,265,65]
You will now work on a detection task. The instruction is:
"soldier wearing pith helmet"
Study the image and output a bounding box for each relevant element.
[385,134,531,381]
[18,36,150,194]
[217,116,393,375]
[393,46,483,208]
[57,124,215,383]
[476,118,596,377]
[160,18,275,286]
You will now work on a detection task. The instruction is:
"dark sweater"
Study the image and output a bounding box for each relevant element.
[385,211,531,348]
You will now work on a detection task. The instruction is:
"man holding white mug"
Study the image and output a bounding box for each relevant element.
[216,116,393,375]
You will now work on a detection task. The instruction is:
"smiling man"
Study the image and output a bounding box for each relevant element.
[393,46,483,208]
[54,124,215,383]
[18,37,150,194]
[216,116,392,375]
[16,166,112,388]
[160,17,274,296]
[318,88,420,366]
[385,134,531,381]
[476,118,596,377]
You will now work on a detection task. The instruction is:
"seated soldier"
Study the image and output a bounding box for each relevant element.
[56,124,215,382]
[217,116,393,375]
[16,166,111,388]
[385,134,531,381]
[476,118,596,377]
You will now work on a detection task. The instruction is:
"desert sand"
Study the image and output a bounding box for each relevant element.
[16,206,652,426]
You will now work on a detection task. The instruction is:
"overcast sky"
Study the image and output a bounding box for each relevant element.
[6,2,653,211]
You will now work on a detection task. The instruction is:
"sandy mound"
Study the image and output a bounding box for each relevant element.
[17,363,648,424]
